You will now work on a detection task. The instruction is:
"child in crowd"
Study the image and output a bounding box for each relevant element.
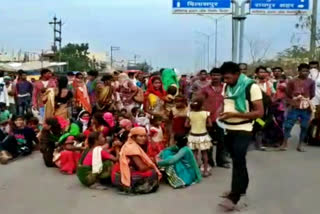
[26,117,40,135]
[120,108,130,118]
[165,85,178,113]
[165,85,178,145]
[135,110,150,131]
[170,95,189,139]
[185,99,212,177]
[115,119,132,144]
[0,103,11,133]
[131,107,140,119]
[147,115,166,162]
[54,135,86,174]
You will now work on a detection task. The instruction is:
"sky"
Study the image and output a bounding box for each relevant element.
[0,0,318,73]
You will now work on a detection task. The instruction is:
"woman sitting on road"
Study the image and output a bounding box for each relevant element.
[157,135,202,189]
[77,132,118,189]
[111,127,162,194]
[84,112,111,138]
[39,117,62,167]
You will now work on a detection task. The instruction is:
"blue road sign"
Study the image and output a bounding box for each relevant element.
[250,0,310,15]
[172,0,232,14]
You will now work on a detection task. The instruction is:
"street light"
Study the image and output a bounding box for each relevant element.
[194,40,207,70]
[110,46,120,68]
[195,31,212,71]
[198,14,229,67]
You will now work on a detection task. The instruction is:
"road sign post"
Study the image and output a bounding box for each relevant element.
[250,0,310,15]
[172,0,232,14]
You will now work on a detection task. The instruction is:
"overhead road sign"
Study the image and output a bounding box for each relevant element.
[250,0,310,15]
[172,0,232,14]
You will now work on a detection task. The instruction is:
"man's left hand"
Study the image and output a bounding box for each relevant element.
[219,112,236,120]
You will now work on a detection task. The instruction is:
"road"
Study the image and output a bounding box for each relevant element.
[1,131,320,214]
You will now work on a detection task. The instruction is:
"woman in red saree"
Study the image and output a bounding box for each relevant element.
[144,76,167,118]
[73,73,92,114]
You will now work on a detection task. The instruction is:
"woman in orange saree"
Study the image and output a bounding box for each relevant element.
[73,73,92,114]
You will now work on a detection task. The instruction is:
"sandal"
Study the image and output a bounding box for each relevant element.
[218,198,238,212]
[297,147,306,152]
[279,147,287,151]
[220,191,231,198]
[202,171,212,178]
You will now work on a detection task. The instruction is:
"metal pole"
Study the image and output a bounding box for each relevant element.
[239,1,248,63]
[232,1,240,62]
[310,0,318,59]
[110,47,113,68]
[215,19,218,67]
[207,36,210,71]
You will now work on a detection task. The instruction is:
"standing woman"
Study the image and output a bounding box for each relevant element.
[55,76,73,120]
[96,74,115,112]
[72,72,92,114]
[118,73,138,114]
[144,76,167,118]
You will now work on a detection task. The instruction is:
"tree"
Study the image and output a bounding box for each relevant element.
[56,43,92,71]
[295,15,320,59]
[247,38,272,64]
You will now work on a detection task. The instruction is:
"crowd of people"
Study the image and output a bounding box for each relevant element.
[0,60,319,211]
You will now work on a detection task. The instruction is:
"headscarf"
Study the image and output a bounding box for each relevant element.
[161,69,179,91]
[144,76,167,100]
[119,119,132,129]
[119,127,162,187]
[118,73,130,86]
[103,112,115,128]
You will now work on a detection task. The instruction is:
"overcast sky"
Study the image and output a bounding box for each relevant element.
[0,0,317,73]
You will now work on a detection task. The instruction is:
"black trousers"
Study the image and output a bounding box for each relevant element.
[208,123,228,166]
[224,130,251,204]
[0,135,19,157]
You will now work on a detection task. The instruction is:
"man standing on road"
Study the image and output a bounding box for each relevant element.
[280,63,315,152]
[201,68,230,169]
[32,69,56,123]
[16,71,33,115]
[218,62,264,211]
[309,61,320,114]
[272,67,284,89]
[239,63,248,74]
[191,70,211,99]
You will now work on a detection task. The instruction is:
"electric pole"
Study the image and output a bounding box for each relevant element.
[110,46,120,68]
[49,16,62,60]
[134,54,140,65]
[310,0,318,59]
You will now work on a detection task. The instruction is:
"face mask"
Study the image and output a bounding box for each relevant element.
[80,118,89,124]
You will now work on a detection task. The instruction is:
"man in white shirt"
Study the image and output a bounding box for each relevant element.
[4,76,15,115]
[0,71,9,108]
[309,61,320,108]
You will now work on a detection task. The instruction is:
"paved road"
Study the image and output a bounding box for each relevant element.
[1,132,320,214]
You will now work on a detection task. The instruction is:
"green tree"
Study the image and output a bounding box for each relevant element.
[295,15,320,59]
[56,43,92,71]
